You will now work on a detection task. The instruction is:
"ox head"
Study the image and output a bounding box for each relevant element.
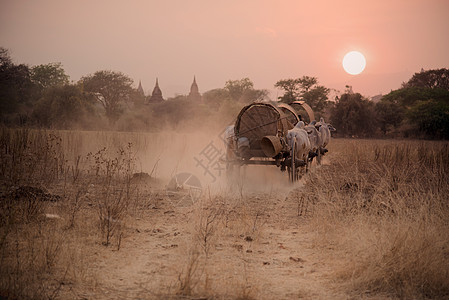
[316,117,336,132]
[294,121,305,129]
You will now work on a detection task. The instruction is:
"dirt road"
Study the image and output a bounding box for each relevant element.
[64,161,348,300]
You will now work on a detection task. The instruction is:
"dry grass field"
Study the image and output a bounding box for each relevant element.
[1,128,448,299]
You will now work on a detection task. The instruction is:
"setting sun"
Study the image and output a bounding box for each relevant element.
[343,51,366,75]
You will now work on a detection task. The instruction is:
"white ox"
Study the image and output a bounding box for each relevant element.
[315,117,336,153]
[287,121,311,168]
[303,121,322,164]
[317,118,330,148]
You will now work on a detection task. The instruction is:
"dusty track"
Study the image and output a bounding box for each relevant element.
[63,158,349,299]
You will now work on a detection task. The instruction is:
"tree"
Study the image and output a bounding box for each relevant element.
[224,78,268,103]
[203,88,231,106]
[379,68,449,138]
[402,68,449,90]
[375,100,405,134]
[80,70,134,125]
[406,99,449,139]
[31,62,69,89]
[224,78,253,101]
[275,76,330,115]
[382,86,449,108]
[32,84,94,128]
[0,48,37,123]
[242,88,269,103]
[0,47,12,66]
[297,76,318,92]
[330,92,378,137]
[274,79,301,103]
[302,85,330,115]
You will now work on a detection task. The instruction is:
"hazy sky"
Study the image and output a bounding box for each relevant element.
[1,0,448,98]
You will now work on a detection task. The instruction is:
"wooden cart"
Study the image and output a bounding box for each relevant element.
[224,102,313,182]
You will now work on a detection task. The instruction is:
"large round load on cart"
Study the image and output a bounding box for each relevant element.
[233,102,293,159]
[289,100,315,123]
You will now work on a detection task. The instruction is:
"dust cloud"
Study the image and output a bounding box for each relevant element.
[54,103,303,198]
[133,128,302,198]
[57,127,301,198]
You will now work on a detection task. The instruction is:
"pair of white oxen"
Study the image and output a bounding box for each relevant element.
[286,117,335,169]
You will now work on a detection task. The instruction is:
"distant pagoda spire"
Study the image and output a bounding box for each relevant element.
[148,78,164,103]
[137,80,145,97]
[188,75,202,102]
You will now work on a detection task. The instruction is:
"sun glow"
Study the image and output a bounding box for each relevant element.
[343,51,366,75]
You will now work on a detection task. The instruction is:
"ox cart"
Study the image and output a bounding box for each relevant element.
[224,102,315,182]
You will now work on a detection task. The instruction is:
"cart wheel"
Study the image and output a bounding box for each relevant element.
[289,140,299,182]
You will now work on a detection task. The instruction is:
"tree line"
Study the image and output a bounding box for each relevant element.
[331,69,449,139]
[0,48,270,131]
[269,71,448,139]
[1,47,448,138]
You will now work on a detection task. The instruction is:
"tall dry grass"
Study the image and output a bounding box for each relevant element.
[2,126,448,299]
[0,126,220,298]
[302,139,449,298]
[0,128,144,298]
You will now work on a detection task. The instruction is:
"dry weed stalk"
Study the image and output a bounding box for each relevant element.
[196,203,222,258]
[237,256,256,300]
[87,143,137,248]
[66,183,88,229]
[177,249,201,297]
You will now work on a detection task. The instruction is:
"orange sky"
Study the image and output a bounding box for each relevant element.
[1,0,448,98]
